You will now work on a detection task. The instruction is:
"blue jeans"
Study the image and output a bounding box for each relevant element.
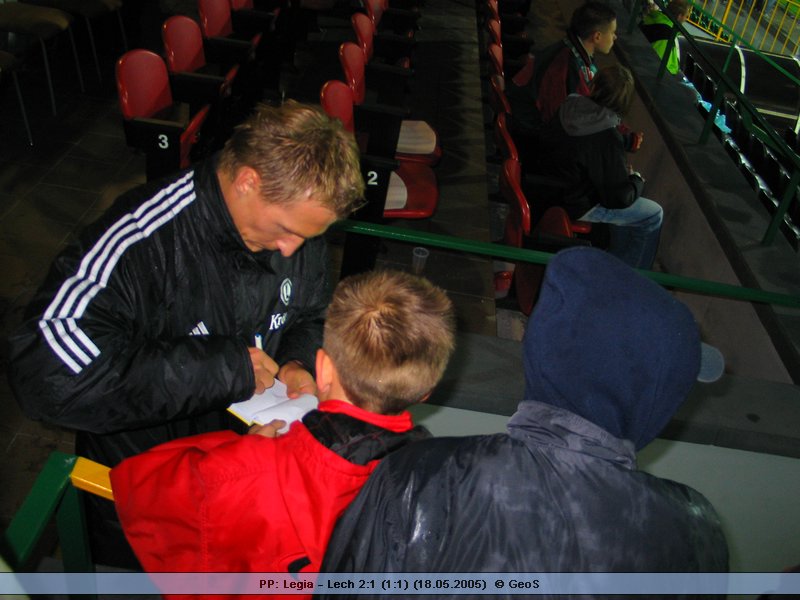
[580,197,663,269]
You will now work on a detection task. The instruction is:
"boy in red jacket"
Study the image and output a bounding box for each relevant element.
[109,270,455,581]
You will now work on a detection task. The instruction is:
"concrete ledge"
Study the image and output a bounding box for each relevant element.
[667,374,800,458]
[429,332,525,416]
[431,333,800,458]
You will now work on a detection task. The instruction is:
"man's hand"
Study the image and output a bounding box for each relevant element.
[248,419,287,437]
[277,360,317,398]
[248,347,279,394]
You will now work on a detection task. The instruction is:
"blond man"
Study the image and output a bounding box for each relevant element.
[9,102,364,567]
[110,270,456,586]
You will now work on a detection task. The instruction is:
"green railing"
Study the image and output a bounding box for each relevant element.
[692,0,800,55]
[335,221,800,308]
[629,0,800,246]
[0,452,98,599]
[0,452,94,576]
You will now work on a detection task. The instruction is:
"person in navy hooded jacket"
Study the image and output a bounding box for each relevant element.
[318,247,728,597]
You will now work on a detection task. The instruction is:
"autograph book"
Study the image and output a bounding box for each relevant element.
[228,380,318,433]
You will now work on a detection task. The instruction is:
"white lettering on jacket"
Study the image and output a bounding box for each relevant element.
[269,313,287,331]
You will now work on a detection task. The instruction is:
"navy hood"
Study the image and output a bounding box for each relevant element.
[522,247,700,450]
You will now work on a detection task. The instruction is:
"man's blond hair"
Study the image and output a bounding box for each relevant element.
[324,270,456,415]
[218,102,365,218]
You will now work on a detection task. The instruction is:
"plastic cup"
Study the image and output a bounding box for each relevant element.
[411,247,430,275]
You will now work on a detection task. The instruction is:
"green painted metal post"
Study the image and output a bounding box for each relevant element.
[762,169,800,245]
[2,451,97,600]
[656,24,678,80]
[721,38,736,74]
[57,485,94,573]
[56,485,97,599]
[1,452,76,569]
[698,40,736,144]
[698,83,726,144]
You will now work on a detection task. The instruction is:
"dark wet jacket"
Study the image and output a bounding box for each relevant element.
[9,157,330,469]
[543,94,644,219]
[507,32,595,135]
[319,248,728,597]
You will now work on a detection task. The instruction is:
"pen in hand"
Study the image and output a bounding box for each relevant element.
[249,345,278,394]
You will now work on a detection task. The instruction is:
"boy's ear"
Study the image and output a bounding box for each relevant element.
[315,348,335,399]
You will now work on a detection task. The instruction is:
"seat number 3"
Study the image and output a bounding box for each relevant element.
[158,134,169,149]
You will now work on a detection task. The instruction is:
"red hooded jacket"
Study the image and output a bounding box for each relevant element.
[110,400,426,597]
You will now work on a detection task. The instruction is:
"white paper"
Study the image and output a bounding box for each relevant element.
[228,379,319,433]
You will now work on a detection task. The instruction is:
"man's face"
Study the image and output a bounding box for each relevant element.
[236,195,338,256]
[594,19,617,55]
[237,197,336,257]
[223,166,339,257]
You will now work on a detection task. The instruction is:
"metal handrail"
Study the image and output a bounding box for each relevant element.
[1,452,94,577]
[629,0,800,245]
[693,0,800,56]
[334,221,800,308]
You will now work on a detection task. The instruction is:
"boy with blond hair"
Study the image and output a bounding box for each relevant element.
[109,270,455,580]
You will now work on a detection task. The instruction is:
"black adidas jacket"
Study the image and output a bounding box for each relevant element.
[9,158,330,469]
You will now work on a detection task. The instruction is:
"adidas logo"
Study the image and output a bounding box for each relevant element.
[189,321,210,336]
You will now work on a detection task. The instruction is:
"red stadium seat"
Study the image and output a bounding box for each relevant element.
[339,41,441,166]
[321,80,439,219]
[116,49,210,181]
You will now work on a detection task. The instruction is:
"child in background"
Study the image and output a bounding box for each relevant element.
[641,0,691,76]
